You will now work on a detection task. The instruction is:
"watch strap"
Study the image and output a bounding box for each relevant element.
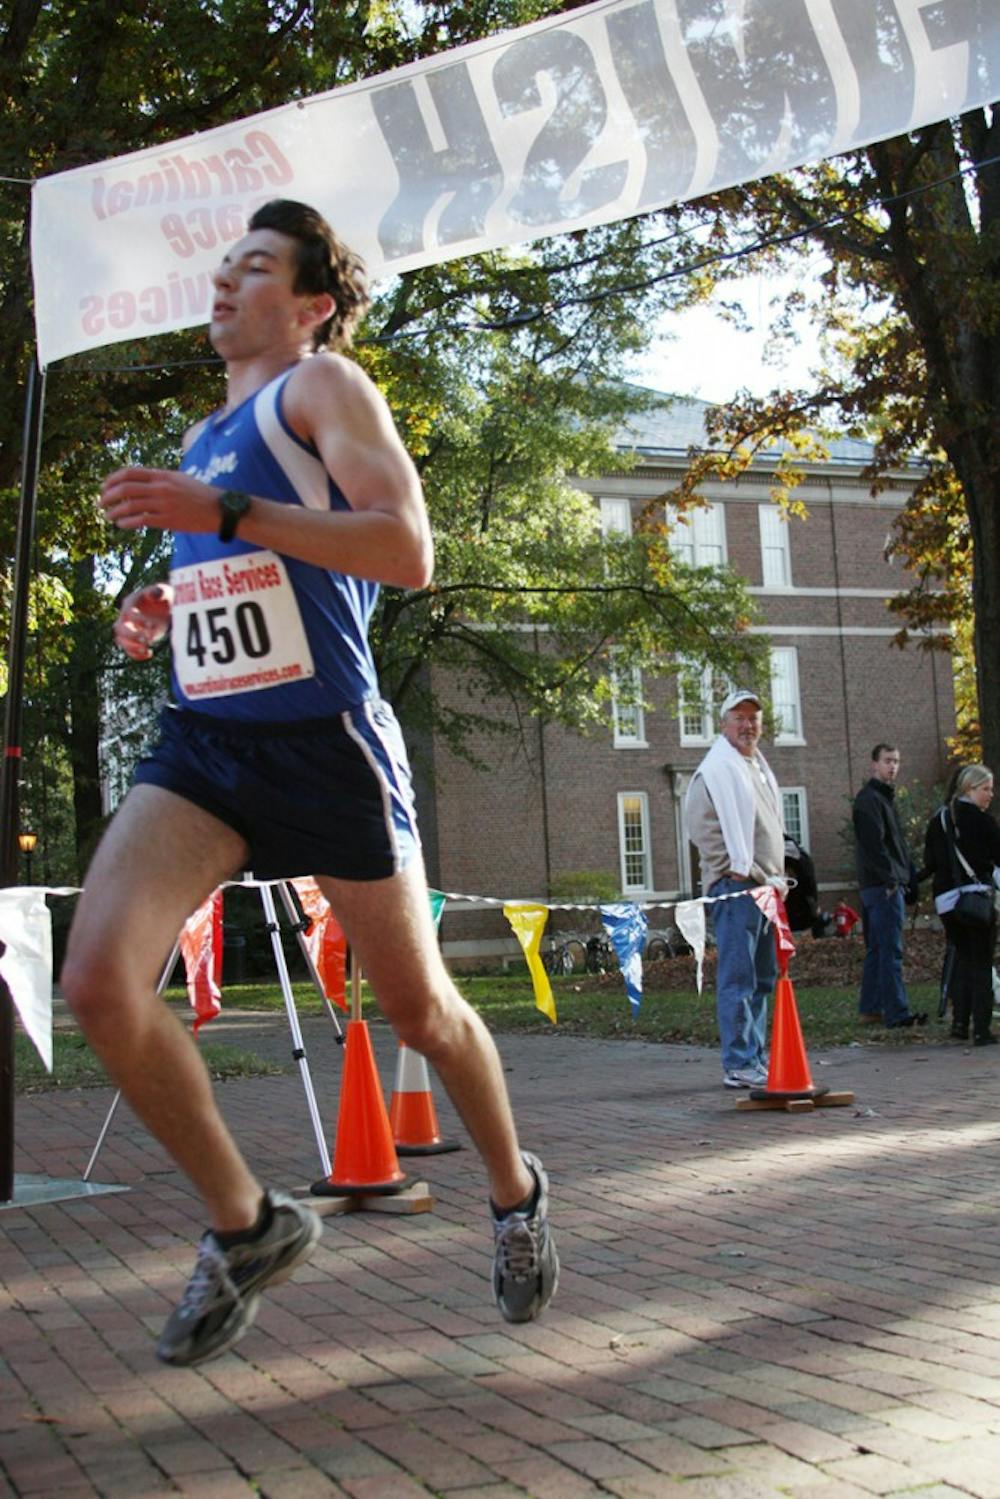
[218,489,252,542]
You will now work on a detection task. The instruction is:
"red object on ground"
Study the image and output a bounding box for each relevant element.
[834,901,860,937]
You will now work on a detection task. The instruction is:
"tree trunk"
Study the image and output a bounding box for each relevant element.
[953,440,1000,775]
[865,122,1000,773]
[971,512,1000,775]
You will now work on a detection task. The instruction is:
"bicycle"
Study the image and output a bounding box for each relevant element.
[644,926,692,962]
[584,933,617,973]
[542,933,588,974]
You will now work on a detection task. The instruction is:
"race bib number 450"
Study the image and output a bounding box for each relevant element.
[170,551,315,701]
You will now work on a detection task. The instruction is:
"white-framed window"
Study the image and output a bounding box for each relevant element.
[600,496,632,537]
[677,660,716,745]
[618,791,653,893]
[781,787,810,849]
[611,656,646,747]
[758,504,792,587]
[770,646,803,744]
[665,501,726,566]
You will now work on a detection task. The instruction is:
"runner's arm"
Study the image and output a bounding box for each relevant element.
[99,357,433,589]
[251,353,433,586]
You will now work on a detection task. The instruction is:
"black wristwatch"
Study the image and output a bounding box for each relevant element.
[217,489,252,542]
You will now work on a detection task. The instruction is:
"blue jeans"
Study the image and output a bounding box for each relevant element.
[709,877,777,1072]
[859,885,909,1025]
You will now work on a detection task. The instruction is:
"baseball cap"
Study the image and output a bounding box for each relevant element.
[719,687,762,718]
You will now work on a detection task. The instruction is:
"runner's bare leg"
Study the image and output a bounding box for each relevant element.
[61,785,264,1231]
[318,859,534,1210]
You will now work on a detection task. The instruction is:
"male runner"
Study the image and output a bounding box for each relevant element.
[61,199,558,1367]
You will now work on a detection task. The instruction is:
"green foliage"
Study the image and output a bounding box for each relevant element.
[548,870,621,903]
[2,0,763,869]
[892,779,949,863]
[361,222,766,748]
[672,115,1000,766]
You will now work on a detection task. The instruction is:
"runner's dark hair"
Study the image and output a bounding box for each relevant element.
[248,198,370,350]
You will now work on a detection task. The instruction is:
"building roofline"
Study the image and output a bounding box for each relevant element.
[611,382,924,475]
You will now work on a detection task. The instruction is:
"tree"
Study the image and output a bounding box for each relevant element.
[361,229,765,752]
[673,109,1000,769]
[1,1,761,876]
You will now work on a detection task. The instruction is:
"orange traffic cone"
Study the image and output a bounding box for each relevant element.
[756,974,822,1099]
[311,1019,408,1196]
[389,1043,461,1156]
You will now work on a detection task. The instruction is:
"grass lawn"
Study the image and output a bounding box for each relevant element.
[183,974,944,1047]
[14,1031,284,1095]
[17,973,943,1093]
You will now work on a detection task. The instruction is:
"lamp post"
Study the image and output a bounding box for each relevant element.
[17,832,37,885]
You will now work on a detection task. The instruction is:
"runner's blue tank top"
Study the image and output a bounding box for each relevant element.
[169,365,379,721]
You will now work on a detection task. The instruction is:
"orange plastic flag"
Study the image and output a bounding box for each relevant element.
[292,878,347,1010]
[503,903,556,1024]
[179,889,223,1033]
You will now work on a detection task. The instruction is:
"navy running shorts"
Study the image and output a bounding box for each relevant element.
[133,700,421,881]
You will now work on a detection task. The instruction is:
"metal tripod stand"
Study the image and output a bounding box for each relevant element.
[83,877,345,1182]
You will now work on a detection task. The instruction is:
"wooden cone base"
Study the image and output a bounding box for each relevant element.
[298,1181,434,1216]
[736,1090,855,1113]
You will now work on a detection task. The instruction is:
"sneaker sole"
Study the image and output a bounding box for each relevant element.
[156,1293,262,1367]
[156,1208,323,1367]
[493,1152,559,1323]
[497,1245,560,1323]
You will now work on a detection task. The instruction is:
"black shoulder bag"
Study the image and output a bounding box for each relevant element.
[940,807,994,927]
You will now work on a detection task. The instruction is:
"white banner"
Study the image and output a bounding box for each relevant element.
[31,0,1000,367]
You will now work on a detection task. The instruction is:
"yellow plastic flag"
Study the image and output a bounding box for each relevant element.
[503,903,557,1024]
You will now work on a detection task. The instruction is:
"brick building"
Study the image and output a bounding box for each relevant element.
[414,392,955,966]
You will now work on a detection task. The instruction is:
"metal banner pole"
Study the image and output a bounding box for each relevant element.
[1,356,47,1204]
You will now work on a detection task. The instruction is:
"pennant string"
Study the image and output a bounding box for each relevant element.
[4,881,795,1057]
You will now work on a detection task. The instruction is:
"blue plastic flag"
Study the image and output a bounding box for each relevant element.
[599,903,648,1015]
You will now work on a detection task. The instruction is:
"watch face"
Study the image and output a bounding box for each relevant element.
[219,490,251,540]
[224,491,250,518]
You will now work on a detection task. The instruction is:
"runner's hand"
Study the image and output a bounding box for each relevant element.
[114,583,174,661]
[101,467,221,534]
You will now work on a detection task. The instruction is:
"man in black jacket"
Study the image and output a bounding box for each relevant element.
[852,743,926,1028]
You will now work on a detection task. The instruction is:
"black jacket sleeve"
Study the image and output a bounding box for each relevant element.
[853,790,894,886]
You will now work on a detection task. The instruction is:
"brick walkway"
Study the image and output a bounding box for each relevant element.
[5,1016,1000,1497]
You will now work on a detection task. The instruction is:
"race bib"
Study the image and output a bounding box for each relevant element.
[170,551,315,701]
